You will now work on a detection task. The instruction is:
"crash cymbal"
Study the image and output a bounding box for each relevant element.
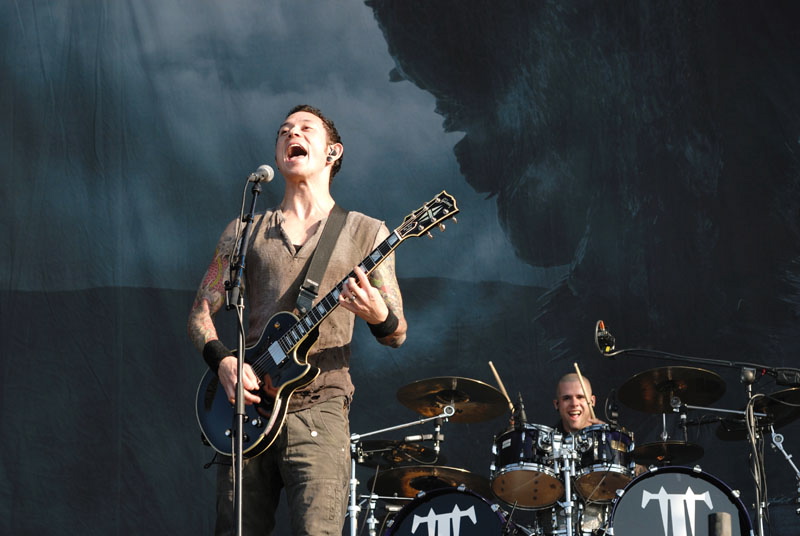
[354,439,441,469]
[368,465,493,500]
[716,387,800,441]
[618,366,726,414]
[632,441,704,465]
[396,377,508,423]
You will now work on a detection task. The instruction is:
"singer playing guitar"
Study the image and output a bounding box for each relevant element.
[188,104,407,535]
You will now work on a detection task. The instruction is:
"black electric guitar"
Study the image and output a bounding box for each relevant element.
[195,191,459,458]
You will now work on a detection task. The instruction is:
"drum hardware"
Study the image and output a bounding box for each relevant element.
[359,493,410,536]
[768,426,800,516]
[356,439,442,469]
[557,434,579,536]
[348,404,455,536]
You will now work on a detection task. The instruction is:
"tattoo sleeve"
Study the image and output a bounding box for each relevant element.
[370,250,407,348]
[187,221,238,352]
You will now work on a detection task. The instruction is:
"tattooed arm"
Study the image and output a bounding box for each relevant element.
[337,224,407,348]
[369,250,407,348]
[187,220,261,404]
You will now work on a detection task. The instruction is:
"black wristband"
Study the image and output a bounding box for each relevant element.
[368,308,399,339]
[203,340,232,372]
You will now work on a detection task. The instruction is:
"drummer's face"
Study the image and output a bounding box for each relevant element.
[554,380,595,433]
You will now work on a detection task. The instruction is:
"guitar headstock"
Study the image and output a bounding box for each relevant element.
[397,191,459,239]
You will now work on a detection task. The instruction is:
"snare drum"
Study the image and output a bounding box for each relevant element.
[490,424,564,509]
[574,424,634,502]
[608,465,753,536]
[384,487,514,535]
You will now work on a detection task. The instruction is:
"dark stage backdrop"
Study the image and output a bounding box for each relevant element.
[2,1,800,535]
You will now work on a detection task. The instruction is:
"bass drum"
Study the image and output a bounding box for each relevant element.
[384,487,516,536]
[608,466,753,536]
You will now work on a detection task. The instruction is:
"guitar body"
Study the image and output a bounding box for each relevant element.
[195,311,320,458]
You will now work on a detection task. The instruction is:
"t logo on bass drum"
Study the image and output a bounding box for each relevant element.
[642,486,713,536]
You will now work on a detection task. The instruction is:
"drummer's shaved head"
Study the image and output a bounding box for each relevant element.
[556,373,592,397]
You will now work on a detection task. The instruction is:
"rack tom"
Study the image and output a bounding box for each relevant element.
[573,424,634,502]
[490,424,564,509]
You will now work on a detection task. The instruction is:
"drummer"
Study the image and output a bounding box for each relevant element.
[553,372,605,434]
[554,372,647,476]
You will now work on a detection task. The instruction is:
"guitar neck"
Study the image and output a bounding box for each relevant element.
[275,229,404,355]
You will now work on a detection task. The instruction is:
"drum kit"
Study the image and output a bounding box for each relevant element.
[347,369,800,536]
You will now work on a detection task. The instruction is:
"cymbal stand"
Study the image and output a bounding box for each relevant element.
[769,426,800,516]
[365,493,379,536]
[347,405,456,536]
[557,434,578,536]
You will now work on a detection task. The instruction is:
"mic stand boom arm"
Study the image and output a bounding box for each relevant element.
[596,321,800,387]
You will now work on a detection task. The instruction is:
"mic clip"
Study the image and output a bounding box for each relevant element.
[595,320,616,355]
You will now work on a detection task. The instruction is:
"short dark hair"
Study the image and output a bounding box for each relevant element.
[283,104,343,180]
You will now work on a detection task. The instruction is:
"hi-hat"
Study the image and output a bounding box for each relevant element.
[354,439,441,469]
[632,441,704,465]
[618,366,726,414]
[368,465,492,500]
[717,387,800,441]
[396,377,508,423]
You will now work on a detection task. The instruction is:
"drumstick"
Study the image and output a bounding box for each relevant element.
[573,362,597,420]
[488,361,514,410]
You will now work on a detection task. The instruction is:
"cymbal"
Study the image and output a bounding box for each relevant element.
[618,366,726,414]
[632,441,704,465]
[368,465,493,500]
[354,439,441,469]
[396,377,508,423]
[717,387,800,441]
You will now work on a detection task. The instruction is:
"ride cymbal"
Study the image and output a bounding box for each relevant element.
[368,465,493,499]
[354,439,441,469]
[618,366,726,414]
[396,376,508,423]
[632,441,704,465]
[716,387,800,441]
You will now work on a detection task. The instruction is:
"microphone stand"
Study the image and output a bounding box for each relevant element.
[595,321,800,536]
[224,180,263,536]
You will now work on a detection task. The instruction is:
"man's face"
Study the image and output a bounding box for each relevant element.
[554,380,595,434]
[275,111,331,178]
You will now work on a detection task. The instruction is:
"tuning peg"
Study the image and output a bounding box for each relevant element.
[452,217,458,224]
[438,223,446,232]
[426,232,434,239]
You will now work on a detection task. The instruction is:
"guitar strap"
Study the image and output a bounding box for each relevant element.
[295,204,348,315]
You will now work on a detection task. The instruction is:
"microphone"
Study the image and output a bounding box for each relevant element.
[595,320,616,355]
[403,434,435,442]
[514,393,528,428]
[248,164,275,183]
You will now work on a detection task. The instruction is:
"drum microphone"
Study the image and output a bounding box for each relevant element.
[595,320,616,355]
[403,433,435,442]
[248,164,275,183]
[514,393,528,429]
